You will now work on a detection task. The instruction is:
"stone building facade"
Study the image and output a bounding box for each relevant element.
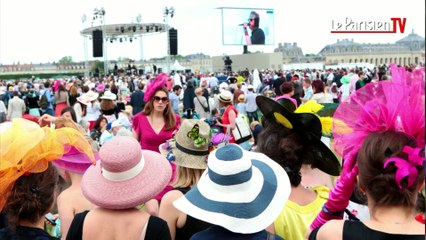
[318,31,424,66]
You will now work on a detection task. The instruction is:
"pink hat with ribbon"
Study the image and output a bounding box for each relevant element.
[81,136,172,209]
[53,146,99,174]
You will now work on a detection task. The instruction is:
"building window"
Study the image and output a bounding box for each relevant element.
[399,57,402,65]
[380,58,383,64]
[403,57,406,65]
[375,59,378,65]
[349,59,352,63]
[341,59,344,63]
[415,57,419,64]
[370,58,373,64]
[408,57,411,64]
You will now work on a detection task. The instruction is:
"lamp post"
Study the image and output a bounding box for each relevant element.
[163,7,174,74]
[93,7,108,76]
[136,14,144,63]
[82,14,89,78]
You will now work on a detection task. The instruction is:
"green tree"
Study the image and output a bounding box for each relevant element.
[59,56,73,64]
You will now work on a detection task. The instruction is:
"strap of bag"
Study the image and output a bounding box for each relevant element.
[196,96,208,112]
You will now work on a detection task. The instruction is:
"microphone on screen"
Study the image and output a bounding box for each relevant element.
[238,23,248,26]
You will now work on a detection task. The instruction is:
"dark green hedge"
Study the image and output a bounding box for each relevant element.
[0,72,85,80]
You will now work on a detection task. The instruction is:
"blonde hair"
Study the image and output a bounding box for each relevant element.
[172,166,204,188]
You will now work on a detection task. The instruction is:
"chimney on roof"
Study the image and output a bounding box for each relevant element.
[293,42,297,46]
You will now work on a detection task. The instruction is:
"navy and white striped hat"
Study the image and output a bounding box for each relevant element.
[173,144,291,234]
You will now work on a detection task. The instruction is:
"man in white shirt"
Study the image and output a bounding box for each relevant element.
[300,79,313,104]
[245,85,258,123]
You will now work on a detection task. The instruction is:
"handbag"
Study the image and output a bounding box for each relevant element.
[196,96,209,113]
[232,114,252,144]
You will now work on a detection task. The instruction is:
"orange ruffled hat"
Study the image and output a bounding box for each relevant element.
[0,118,96,211]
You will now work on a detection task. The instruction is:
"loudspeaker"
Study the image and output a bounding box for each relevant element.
[169,28,178,56]
[92,30,103,57]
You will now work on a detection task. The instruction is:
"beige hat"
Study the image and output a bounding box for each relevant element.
[77,90,99,105]
[159,119,211,169]
[238,94,245,102]
[218,90,232,103]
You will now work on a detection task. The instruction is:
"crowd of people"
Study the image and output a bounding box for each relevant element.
[0,62,424,240]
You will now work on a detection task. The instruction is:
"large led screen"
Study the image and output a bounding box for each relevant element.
[221,7,275,45]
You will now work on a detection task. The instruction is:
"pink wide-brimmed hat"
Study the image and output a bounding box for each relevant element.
[53,146,99,174]
[81,136,172,209]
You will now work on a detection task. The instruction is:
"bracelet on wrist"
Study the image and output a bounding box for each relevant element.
[322,204,344,217]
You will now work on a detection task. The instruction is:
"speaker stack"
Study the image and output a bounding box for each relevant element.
[92,30,103,57]
[169,28,178,56]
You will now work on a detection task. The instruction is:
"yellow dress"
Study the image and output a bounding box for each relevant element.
[274,186,329,240]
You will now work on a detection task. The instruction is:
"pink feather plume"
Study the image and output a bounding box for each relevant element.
[143,73,168,102]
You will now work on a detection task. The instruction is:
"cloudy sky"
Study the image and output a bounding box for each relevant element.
[0,0,424,65]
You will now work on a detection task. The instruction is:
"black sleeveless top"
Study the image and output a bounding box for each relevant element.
[66,210,171,240]
[309,220,424,240]
[175,187,213,240]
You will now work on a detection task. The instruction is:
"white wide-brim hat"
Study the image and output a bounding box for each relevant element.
[77,91,99,105]
[173,144,291,234]
[100,91,117,101]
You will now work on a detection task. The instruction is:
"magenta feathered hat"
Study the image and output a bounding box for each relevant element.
[333,64,425,174]
[143,73,168,102]
[53,146,100,174]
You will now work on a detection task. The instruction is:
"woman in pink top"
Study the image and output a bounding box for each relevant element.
[132,73,180,215]
[274,82,298,108]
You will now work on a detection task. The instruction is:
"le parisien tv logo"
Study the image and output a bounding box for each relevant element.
[331,17,406,34]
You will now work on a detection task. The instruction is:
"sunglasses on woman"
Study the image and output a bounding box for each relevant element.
[153,96,169,102]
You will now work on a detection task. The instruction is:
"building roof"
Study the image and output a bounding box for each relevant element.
[396,30,425,43]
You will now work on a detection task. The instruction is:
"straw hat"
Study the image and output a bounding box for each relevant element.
[81,136,172,209]
[218,90,232,103]
[238,94,245,102]
[100,91,117,101]
[173,144,291,234]
[159,119,211,169]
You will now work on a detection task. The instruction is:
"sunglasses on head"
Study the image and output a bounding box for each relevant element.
[153,96,169,102]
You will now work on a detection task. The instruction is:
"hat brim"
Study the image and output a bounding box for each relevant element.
[53,152,100,174]
[256,96,341,176]
[100,95,117,101]
[174,151,290,234]
[159,141,208,169]
[82,150,172,209]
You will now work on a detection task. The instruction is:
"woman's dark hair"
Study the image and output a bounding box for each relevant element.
[61,106,77,123]
[57,84,66,99]
[311,80,324,94]
[257,121,315,186]
[5,163,58,229]
[100,99,116,111]
[280,82,294,94]
[142,88,176,130]
[93,115,108,130]
[357,131,424,209]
